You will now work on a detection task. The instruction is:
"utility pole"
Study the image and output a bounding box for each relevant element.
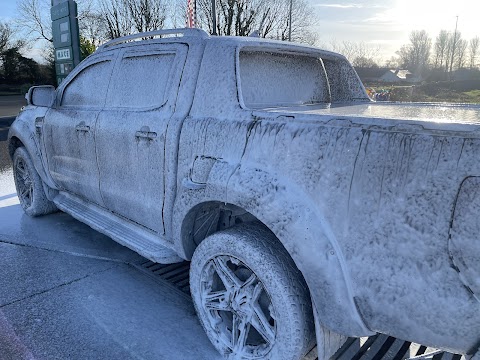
[449,15,459,77]
[288,0,292,41]
[212,0,217,35]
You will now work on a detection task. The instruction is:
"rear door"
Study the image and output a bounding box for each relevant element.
[43,54,115,205]
[95,44,188,234]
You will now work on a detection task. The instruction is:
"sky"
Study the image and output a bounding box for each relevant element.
[310,0,480,61]
[0,0,479,64]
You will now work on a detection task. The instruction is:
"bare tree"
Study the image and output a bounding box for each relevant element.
[433,30,449,69]
[195,0,317,44]
[329,40,380,67]
[16,0,53,42]
[99,0,132,39]
[79,11,109,47]
[385,56,399,69]
[445,30,464,73]
[16,0,96,43]
[267,0,318,44]
[469,36,480,69]
[99,0,169,39]
[195,0,268,37]
[410,30,431,71]
[395,30,431,75]
[0,21,15,53]
[455,38,468,69]
[125,0,167,33]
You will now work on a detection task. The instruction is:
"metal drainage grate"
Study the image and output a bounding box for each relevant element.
[328,335,465,360]
[137,259,466,360]
[137,260,191,295]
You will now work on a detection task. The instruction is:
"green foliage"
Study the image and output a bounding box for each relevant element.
[80,36,96,60]
[0,46,38,84]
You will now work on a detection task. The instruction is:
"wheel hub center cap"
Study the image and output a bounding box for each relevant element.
[230,289,250,317]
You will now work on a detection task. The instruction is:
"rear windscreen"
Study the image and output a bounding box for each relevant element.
[239,50,330,109]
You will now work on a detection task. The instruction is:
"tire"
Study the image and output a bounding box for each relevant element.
[190,223,315,360]
[13,147,57,217]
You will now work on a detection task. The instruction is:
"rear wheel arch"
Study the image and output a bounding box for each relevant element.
[177,195,372,338]
[8,136,24,160]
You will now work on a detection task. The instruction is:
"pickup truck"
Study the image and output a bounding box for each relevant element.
[8,28,480,360]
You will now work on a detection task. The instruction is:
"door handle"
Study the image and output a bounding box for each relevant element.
[35,117,44,134]
[135,130,157,140]
[75,124,90,132]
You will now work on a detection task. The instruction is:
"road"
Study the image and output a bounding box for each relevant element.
[0,95,26,118]
[0,95,25,142]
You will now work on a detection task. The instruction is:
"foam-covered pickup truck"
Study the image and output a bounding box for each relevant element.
[8,28,480,360]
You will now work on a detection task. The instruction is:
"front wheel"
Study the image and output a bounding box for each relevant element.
[13,147,57,216]
[190,223,315,360]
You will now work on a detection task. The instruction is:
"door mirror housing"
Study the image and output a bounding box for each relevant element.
[26,85,56,107]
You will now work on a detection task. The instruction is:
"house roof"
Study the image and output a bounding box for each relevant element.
[387,69,413,79]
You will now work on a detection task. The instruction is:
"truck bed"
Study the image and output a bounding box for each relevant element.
[261,102,480,130]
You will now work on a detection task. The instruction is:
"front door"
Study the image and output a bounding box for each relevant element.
[95,44,187,234]
[43,55,115,205]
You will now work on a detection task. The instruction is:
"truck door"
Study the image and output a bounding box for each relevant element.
[43,54,115,205]
[95,44,188,234]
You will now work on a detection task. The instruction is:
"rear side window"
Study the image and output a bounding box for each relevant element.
[106,52,175,109]
[61,60,112,107]
[239,50,330,109]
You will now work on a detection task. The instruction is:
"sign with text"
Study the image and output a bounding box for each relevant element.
[51,0,80,85]
[50,1,69,20]
[55,47,73,61]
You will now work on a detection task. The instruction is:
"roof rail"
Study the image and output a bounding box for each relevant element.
[98,28,209,51]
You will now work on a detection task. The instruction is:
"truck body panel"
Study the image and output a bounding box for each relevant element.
[9,32,480,355]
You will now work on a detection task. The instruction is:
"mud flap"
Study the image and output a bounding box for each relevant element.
[313,301,348,360]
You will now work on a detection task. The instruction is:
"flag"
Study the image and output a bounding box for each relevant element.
[186,0,196,28]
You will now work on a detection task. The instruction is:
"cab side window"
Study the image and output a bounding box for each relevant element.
[61,60,112,108]
[106,52,176,109]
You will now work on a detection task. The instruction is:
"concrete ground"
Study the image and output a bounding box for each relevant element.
[0,152,221,360]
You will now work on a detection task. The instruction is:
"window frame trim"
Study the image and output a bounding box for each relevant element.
[57,53,116,111]
[102,43,188,112]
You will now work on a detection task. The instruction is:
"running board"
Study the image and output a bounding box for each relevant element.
[53,192,182,264]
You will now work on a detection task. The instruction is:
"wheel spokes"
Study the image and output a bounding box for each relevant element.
[202,255,277,357]
[212,257,242,289]
[16,164,26,178]
[231,313,250,352]
[250,302,276,345]
[20,187,30,198]
[15,159,33,207]
[240,272,257,289]
[204,290,230,311]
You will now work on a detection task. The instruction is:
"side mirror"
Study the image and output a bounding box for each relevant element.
[26,85,56,107]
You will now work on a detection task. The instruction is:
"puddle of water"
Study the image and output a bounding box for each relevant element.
[0,141,16,200]
[0,141,11,173]
[0,140,18,224]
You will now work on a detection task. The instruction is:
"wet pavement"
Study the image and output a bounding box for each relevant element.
[0,170,222,360]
